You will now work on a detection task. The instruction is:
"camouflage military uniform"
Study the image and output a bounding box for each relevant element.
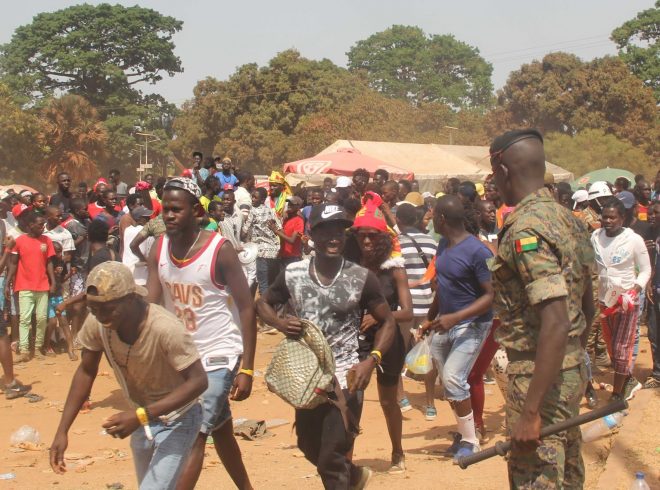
[492,188,593,489]
[574,208,608,362]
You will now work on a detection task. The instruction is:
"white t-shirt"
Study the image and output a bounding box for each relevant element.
[122,225,154,285]
[44,225,76,252]
[591,227,652,306]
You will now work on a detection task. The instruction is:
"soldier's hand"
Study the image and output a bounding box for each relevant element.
[510,410,542,453]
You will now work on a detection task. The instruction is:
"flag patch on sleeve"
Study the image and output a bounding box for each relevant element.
[515,236,538,253]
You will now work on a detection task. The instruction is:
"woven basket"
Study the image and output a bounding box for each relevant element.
[265,319,335,410]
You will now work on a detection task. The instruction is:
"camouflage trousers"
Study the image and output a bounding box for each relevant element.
[586,317,607,359]
[506,364,587,489]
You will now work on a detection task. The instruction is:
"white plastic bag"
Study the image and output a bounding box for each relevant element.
[10,425,40,446]
[405,336,433,375]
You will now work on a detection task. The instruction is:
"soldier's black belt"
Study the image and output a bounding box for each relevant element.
[505,349,536,362]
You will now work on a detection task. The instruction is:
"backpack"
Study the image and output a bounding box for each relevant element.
[265,319,335,410]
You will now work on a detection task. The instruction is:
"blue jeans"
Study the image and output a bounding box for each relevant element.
[200,365,238,434]
[256,257,280,294]
[130,403,202,490]
[430,320,491,401]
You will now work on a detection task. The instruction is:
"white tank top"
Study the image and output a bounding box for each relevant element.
[157,233,243,372]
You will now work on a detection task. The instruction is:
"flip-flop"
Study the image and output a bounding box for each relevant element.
[25,393,43,403]
[5,383,31,400]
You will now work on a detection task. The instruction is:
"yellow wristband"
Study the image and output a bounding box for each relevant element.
[370,350,382,363]
[136,407,149,426]
[239,368,254,377]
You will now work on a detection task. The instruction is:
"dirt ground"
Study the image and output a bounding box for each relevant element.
[0,329,656,489]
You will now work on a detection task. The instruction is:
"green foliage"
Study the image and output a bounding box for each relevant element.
[492,52,658,155]
[612,1,660,102]
[0,83,43,185]
[101,94,177,180]
[347,25,493,109]
[0,3,182,106]
[544,129,657,178]
[171,49,492,174]
[171,50,369,172]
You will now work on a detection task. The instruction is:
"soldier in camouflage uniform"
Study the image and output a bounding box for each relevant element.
[489,129,595,489]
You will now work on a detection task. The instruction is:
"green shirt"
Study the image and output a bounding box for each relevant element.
[492,188,594,374]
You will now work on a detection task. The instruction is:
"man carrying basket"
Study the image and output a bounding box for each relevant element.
[257,203,396,490]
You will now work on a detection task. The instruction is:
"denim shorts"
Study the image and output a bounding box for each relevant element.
[200,365,238,434]
[131,403,202,490]
[430,320,491,401]
[0,276,6,337]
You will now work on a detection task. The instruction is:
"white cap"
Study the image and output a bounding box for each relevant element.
[587,181,612,200]
[335,176,352,188]
[422,191,433,199]
[571,190,588,209]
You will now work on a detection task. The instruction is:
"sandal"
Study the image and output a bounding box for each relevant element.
[5,381,31,400]
[25,393,43,403]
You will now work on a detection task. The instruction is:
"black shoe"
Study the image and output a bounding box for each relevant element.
[585,384,598,409]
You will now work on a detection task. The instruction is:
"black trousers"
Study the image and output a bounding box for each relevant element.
[295,391,362,489]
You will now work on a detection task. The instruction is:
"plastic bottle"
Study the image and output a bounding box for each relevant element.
[0,473,16,480]
[580,411,625,442]
[630,472,650,490]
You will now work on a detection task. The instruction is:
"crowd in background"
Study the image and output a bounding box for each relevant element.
[0,151,659,488]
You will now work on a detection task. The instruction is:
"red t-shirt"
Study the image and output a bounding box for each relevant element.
[11,234,55,292]
[280,215,304,258]
[150,198,162,219]
[87,202,105,220]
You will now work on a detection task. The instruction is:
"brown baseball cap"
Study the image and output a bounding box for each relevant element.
[86,262,148,302]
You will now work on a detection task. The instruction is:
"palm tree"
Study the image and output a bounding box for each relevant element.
[39,95,107,183]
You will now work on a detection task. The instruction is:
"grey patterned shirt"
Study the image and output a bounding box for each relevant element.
[242,204,280,259]
[266,258,386,388]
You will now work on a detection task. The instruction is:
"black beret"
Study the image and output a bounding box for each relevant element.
[489,129,543,154]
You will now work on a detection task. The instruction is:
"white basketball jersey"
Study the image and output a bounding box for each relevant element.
[157,233,243,372]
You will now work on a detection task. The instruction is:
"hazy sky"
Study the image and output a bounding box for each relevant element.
[1,0,652,105]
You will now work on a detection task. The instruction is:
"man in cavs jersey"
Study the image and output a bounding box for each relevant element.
[146,177,256,490]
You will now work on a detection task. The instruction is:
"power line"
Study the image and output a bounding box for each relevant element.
[480,34,610,57]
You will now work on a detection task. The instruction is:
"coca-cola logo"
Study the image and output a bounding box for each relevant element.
[299,160,331,174]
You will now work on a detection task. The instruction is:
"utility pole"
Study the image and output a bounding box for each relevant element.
[134,144,145,180]
[135,132,160,176]
[443,126,459,145]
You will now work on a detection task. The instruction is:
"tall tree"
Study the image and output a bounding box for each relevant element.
[171,50,369,173]
[611,1,660,102]
[0,83,43,185]
[491,52,658,154]
[0,4,183,105]
[102,94,177,180]
[544,129,657,178]
[39,95,107,183]
[347,25,493,109]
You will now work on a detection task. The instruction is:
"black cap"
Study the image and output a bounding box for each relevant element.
[490,128,543,154]
[308,203,353,230]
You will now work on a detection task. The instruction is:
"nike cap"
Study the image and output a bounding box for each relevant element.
[309,203,354,230]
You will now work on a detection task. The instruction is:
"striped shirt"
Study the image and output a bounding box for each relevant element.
[399,231,438,317]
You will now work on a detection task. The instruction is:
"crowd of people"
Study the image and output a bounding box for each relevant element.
[0,130,657,489]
